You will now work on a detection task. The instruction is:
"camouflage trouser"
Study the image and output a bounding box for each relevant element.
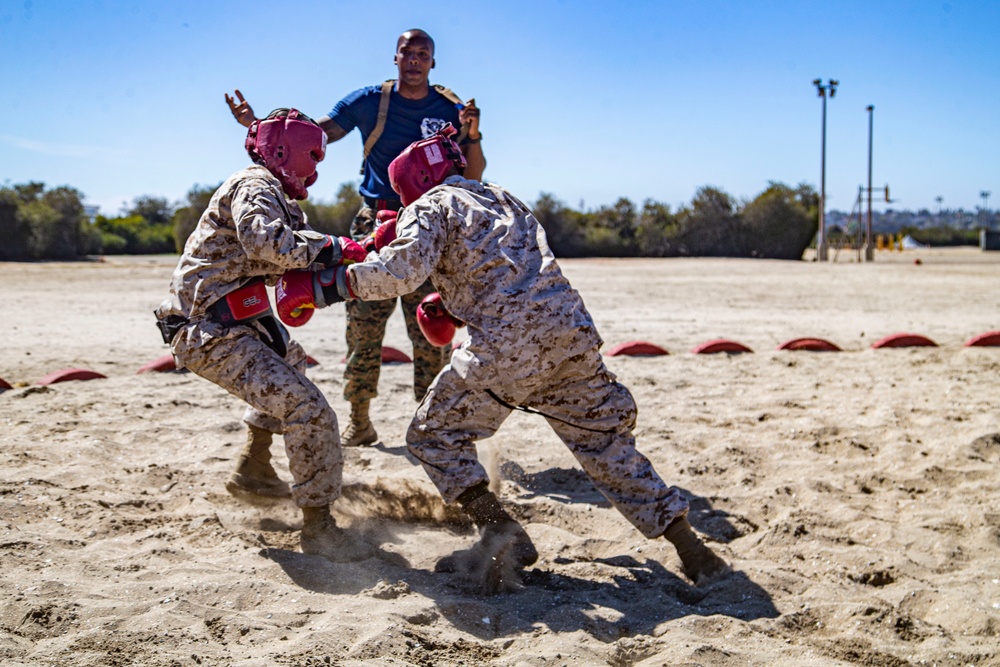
[345,204,450,403]
[174,321,342,508]
[405,346,689,538]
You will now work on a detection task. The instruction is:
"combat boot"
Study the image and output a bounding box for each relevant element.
[300,506,377,562]
[341,400,378,447]
[663,515,731,585]
[225,424,291,498]
[436,483,538,572]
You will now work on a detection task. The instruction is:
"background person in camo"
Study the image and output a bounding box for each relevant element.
[274,129,732,586]
[154,109,376,562]
[226,28,486,447]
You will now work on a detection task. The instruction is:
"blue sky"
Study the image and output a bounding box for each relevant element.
[2,0,997,217]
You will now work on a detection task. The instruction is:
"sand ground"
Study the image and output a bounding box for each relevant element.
[1,247,999,666]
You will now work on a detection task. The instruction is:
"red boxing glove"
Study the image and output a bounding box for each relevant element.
[337,236,368,265]
[317,234,367,267]
[375,209,398,224]
[276,270,318,327]
[362,210,398,254]
[374,209,398,249]
[417,292,458,347]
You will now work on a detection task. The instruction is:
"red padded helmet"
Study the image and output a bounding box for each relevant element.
[388,124,466,206]
[246,108,327,200]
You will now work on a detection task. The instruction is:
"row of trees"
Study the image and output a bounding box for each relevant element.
[6,177,989,263]
[535,183,818,259]
[1,183,177,260]
[2,179,827,261]
[0,180,365,261]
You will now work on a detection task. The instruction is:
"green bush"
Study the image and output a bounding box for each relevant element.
[0,182,86,259]
[739,182,817,259]
[0,191,29,260]
[99,232,128,254]
[903,225,979,247]
[94,215,174,254]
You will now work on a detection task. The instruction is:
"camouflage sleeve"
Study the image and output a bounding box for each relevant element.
[231,177,328,270]
[347,199,447,301]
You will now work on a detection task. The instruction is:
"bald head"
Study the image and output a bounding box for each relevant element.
[397,29,435,55]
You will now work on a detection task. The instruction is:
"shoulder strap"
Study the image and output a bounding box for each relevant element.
[432,83,462,106]
[360,79,396,175]
[360,81,472,175]
[432,84,469,143]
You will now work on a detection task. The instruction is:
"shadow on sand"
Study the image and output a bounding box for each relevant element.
[259,466,777,643]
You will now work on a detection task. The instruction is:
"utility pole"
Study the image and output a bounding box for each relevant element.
[981,190,992,227]
[864,105,874,261]
[813,79,838,261]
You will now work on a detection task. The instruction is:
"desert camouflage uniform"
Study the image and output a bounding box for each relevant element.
[155,165,342,508]
[345,204,449,402]
[345,176,689,538]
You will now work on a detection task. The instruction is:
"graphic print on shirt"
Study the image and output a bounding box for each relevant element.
[421,117,449,138]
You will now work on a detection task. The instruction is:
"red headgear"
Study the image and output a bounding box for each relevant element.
[388,124,467,206]
[245,108,327,200]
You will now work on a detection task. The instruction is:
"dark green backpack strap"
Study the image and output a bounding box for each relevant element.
[360,79,396,175]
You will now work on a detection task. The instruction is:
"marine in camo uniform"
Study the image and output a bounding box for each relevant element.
[225,28,486,448]
[154,109,376,562]
[284,129,732,584]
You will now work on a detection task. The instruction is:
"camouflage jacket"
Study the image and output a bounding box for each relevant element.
[156,165,329,345]
[347,176,602,387]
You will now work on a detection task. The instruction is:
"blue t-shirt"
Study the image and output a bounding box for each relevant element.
[329,84,462,201]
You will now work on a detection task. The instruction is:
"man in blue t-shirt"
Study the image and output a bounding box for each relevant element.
[226,28,485,449]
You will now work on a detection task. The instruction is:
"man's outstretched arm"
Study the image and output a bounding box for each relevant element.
[224,89,349,144]
[225,89,256,128]
[317,116,350,143]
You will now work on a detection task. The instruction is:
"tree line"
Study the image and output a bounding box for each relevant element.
[2,178,862,261]
[0,181,363,261]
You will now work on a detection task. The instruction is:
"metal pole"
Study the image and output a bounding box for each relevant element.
[865,105,874,261]
[818,91,827,261]
[813,79,837,261]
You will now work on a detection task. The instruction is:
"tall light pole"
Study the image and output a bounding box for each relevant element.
[864,105,874,261]
[813,78,839,261]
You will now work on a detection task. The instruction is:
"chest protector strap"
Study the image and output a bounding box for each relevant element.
[207,278,271,325]
[206,279,288,358]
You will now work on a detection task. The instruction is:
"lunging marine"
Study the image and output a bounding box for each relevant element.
[274,126,731,586]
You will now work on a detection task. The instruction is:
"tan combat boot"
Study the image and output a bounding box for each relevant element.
[663,515,731,586]
[299,506,377,562]
[341,400,378,447]
[435,483,538,573]
[225,424,291,498]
